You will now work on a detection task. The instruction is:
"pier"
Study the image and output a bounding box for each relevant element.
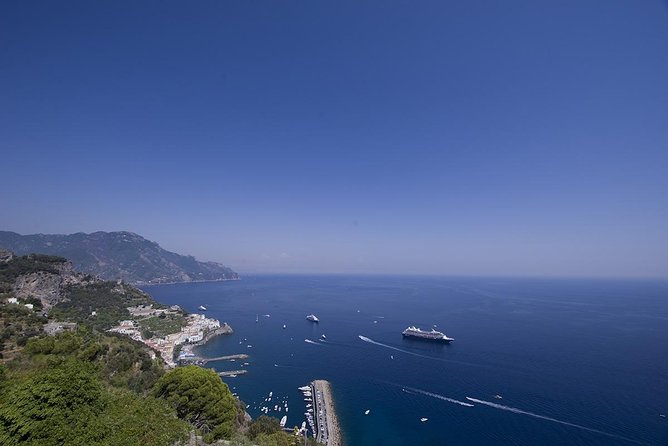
[179,353,249,365]
[217,369,247,377]
[311,380,342,446]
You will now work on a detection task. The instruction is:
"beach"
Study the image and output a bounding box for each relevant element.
[313,380,342,446]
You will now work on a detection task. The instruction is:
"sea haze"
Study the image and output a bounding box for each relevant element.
[144,276,668,446]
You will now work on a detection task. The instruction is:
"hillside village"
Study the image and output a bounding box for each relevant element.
[109,304,231,367]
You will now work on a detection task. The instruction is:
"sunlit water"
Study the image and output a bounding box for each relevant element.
[144,275,668,445]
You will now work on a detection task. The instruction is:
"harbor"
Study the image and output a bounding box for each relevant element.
[309,380,342,446]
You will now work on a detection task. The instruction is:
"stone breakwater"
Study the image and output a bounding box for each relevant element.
[312,380,342,446]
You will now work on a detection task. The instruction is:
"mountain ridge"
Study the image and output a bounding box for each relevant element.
[0,231,238,285]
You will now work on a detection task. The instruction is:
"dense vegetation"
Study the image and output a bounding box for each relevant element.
[49,282,156,331]
[0,252,322,446]
[137,313,187,337]
[152,366,240,442]
[0,303,47,361]
[0,332,189,446]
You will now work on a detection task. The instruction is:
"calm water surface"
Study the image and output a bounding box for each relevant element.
[144,276,668,446]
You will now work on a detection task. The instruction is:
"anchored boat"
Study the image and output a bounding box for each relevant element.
[402,326,454,342]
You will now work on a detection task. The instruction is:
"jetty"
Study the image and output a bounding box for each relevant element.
[217,370,247,377]
[311,380,342,446]
[180,353,249,365]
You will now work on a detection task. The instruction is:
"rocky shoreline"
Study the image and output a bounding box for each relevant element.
[181,322,234,356]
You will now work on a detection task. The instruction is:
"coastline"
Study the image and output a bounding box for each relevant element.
[180,322,234,357]
[313,380,342,446]
[138,277,240,287]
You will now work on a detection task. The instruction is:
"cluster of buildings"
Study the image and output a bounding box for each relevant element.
[109,309,223,368]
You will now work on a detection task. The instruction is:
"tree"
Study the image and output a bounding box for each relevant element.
[152,365,239,442]
[248,415,282,438]
[0,358,188,446]
[0,359,106,445]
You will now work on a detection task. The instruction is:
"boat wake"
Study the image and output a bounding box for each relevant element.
[465,397,647,445]
[358,335,478,367]
[405,386,474,407]
[304,339,322,345]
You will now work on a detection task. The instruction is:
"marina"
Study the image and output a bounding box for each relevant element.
[311,380,341,446]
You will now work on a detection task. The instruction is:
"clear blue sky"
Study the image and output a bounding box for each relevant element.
[2,1,667,277]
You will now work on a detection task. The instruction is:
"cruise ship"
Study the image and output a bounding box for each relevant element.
[402,326,453,342]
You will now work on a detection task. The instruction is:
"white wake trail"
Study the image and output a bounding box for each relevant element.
[405,386,474,407]
[358,335,480,367]
[358,335,437,360]
[466,397,647,445]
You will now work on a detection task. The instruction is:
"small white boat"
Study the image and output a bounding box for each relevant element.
[320,334,327,340]
[494,394,503,399]
[269,392,273,397]
[280,415,287,427]
[420,417,428,422]
[198,305,207,311]
[306,314,319,322]
[283,324,287,329]
[364,409,370,415]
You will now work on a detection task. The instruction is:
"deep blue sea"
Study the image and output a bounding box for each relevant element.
[144,275,668,446]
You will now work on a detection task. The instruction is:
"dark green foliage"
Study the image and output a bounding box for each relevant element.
[50,283,131,331]
[98,391,189,445]
[0,359,107,445]
[0,302,46,361]
[0,358,188,446]
[152,365,239,442]
[22,331,164,394]
[248,415,282,439]
[137,313,186,337]
[49,282,154,331]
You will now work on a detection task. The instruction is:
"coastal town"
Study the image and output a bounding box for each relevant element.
[105,303,342,445]
[108,304,231,367]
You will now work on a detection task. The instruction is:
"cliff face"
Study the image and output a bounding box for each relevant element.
[0,231,239,285]
[1,254,95,311]
[12,261,95,311]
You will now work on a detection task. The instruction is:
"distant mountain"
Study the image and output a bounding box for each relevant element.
[0,231,239,285]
